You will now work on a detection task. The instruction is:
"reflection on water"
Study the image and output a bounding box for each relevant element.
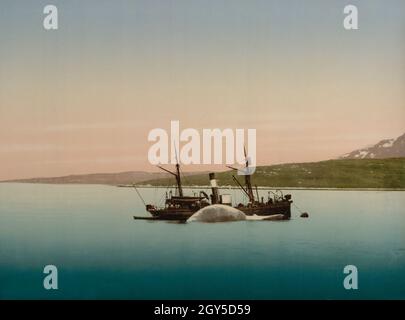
[0,183,404,299]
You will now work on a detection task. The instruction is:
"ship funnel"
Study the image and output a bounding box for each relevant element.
[209,172,219,204]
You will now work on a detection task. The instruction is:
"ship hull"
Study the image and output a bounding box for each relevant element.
[134,200,291,221]
[134,207,198,221]
[236,200,292,219]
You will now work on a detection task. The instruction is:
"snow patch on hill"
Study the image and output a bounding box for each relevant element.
[340,133,405,159]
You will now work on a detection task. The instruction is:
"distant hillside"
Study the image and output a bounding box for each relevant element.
[4,159,404,189]
[139,158,405,189]
[2,171,205,186]
[340,133,405,159]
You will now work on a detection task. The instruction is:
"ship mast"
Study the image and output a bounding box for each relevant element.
[227,147,255,203]
[175,162,183,197]
[157,146,183,197]
[157,164,183,197]
[243,147,255,203]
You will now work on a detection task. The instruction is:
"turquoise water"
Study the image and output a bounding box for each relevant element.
[0,183,404,299]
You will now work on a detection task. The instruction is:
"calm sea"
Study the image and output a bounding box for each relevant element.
[0,183,404,299]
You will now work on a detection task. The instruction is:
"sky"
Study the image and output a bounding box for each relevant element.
[0,0,404,180]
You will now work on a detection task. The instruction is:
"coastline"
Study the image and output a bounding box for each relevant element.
[124,184,405,191]
[1,181,404,191]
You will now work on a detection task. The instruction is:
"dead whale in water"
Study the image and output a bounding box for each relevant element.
[187,205,288,223]
[187,204,246,223]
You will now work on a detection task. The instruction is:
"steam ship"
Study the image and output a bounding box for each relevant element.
[133,160,292,221]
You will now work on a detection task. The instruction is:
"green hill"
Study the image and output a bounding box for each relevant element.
[138,158,405,189]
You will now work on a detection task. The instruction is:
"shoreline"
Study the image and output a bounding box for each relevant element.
[1,182,404,191]
[121,184,405,191]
